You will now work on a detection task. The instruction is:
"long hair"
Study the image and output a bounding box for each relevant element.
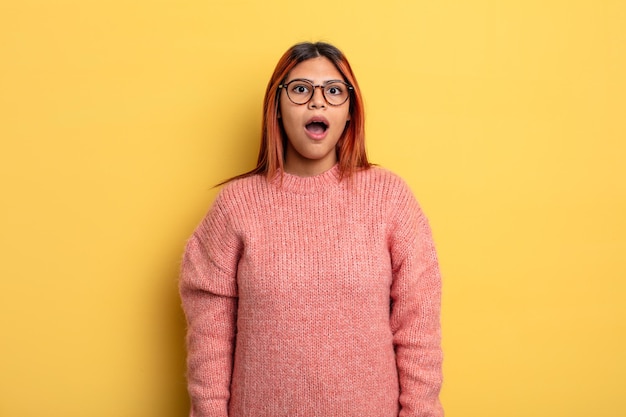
[222,42,370,184]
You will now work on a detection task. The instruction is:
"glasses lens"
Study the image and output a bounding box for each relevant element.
[323,82,350,106]
[286,81,314,105]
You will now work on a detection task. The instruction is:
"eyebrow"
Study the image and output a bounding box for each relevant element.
[286,77,344,85]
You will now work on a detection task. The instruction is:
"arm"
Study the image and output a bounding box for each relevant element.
[389,185,443,417]
[180,194,241,417]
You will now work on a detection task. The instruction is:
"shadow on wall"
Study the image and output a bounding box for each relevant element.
[153,253,191,415]
[170,282,191,414]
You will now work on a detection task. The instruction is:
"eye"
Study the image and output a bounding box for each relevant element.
[325,83,344,96]
[290,83,311,95]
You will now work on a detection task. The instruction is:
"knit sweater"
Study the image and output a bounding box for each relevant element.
[180,165,443,417]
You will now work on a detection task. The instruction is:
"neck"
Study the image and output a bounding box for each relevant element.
[284,148,338,177]
[284,159,337,177]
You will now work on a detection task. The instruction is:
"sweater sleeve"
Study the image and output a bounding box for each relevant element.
[388,181,444,417]
[179,191,242,417]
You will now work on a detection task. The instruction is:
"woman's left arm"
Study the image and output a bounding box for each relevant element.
[389,183,444,417]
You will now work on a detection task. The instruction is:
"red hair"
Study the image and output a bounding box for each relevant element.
[224,42,370,184]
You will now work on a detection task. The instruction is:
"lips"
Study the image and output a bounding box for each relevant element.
[305,116,329,139]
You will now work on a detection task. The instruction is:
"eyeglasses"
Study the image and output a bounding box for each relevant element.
[278,79,353,106]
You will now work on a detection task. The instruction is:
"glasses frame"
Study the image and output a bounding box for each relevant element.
[278,79,353,106]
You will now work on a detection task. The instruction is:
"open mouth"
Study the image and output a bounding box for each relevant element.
[305,120,328,135]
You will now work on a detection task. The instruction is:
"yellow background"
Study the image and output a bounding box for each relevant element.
[1,1,624,416]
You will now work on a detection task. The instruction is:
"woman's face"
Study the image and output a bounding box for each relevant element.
[279,56,351,176]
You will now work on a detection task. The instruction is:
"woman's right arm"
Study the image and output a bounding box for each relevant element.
[180,194,241,417]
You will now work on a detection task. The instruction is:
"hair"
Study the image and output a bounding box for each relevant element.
[221,41,370,184]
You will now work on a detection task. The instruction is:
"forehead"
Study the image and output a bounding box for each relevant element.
[286,56,344,82]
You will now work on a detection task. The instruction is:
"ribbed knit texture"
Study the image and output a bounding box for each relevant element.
[180,165,443,417]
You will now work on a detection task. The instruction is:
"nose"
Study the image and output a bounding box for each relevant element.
[308,85,326,108]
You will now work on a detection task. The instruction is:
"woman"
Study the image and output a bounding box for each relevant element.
[180,41,443,417]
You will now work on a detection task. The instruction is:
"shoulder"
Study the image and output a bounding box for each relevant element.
[220,173,265,193]
[213,174,267,208]
[354,167,428,232]
[194,174,266,235]
[352,166,416,202]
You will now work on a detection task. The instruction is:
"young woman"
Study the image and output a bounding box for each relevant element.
[180,42,443,417]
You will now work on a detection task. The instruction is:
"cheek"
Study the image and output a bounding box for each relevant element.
[280,105,302,128]
[278,99,290,122]
[337,109,351,127]
[279,110,301,141]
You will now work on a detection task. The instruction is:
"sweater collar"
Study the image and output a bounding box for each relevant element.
[270,164,342,194]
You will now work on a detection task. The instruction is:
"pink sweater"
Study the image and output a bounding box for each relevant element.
[180,165,443,417]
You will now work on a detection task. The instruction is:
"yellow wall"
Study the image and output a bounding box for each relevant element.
[1,1,624,416]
